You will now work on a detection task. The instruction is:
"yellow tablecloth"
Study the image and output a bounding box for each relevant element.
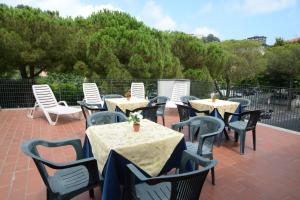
[105,97,149,112]
[189,99,239,118]
[86,119,184,176]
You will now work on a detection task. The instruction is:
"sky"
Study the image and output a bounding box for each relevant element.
[2,0,300,44]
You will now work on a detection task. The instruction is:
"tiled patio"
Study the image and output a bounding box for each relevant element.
[0,108,300,200]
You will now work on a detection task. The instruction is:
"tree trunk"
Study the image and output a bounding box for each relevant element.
[214,80,223,99]
[287,78,293,111]
[29,66,35,79]
[19,66,28,79]
[226,78,231,99]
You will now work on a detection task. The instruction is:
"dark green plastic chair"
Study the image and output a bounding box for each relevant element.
[180,95,199,105]
[148,96,169,125]
[21,138,101,200]
[171,116,225,185]
[224,110,262,155]
[176,104,209,123]
[228,97,251,110]
[124,150,216,200]
[126,104,162,123]
[87,111,127,127]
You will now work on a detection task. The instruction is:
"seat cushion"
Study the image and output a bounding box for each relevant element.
[135,182,171,200]
[228,121,247,132]
[156,110,164,116]
[48,165,89,195]
[186,141,212,157]
[46,105,81,115]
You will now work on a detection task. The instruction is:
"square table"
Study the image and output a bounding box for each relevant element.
[189,99,240,118]
[105,97,149,113]
[83,119,186,200]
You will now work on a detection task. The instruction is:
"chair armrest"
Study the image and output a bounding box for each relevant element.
[179,150,216,172]
[125,109,132,117]
[224,111,242,124]
[39,138,84,160]
[40,157,98,170]
[126,164,149,182]
[58,101,68,106]
[171,120,189,131]
[200,132,219,141]
[192,108,210,115]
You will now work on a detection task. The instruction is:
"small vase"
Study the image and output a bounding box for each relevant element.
[212,97,216,102]
[133,123,140,132]
[126,97,131,101]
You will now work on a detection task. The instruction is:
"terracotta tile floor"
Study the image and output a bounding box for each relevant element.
[0,108,300,200]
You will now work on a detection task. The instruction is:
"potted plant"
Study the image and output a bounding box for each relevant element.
[128,112,143,132]
[125,90,131,101]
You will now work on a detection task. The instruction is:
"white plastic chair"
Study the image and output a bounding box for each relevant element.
[166,81,189,108]
[28,84,81,125]
[83,83,104,106]
[131,82,145,99]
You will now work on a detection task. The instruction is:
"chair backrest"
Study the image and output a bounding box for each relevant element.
[228,98,251,109]
[125,150,216,200]
[127,105,159,123]
[87,111,127,127]
[22,139,83,190]
[131,82,145,99]
[102,94,124,101]
[180,96,199,104]
[172,116,225,156]
[83,83,102,104]
[148,96,169,114]
[176,104,191,122]
[32,84,58,109]
[246,110,262,130]
[171,81,189,102]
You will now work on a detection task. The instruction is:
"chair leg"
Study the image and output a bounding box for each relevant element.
[239,132,246,155]
[211,167,215,185]
[252,129,256,151]
[162,116,165,126]
[44,111,59,125]
[27,102,39,118]
[89,189,95,199]
[223,129,229,140]
[234,131,239,142]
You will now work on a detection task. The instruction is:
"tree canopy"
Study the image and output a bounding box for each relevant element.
[0,4,299,89]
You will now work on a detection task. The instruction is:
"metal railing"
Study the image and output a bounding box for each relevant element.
[0,79,299,132]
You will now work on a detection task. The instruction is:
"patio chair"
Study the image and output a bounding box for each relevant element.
[224,110,262,155]
[171,116,225,185]
[228,97,251,110]
[131,82,145,99]
[126,104,162,123]
[29,84,81,125]
[180,95,199,105]
[176,104,209,122]
[83,83,104,108]
[124,150,216,200]
[87,111,128,127]
[148,96,169,125]
[21,138,102,200]
[166,81,189,108]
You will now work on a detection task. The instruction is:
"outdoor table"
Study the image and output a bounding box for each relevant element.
[83,119,187,200]
[104,97,149,113]
[189,99,241,119]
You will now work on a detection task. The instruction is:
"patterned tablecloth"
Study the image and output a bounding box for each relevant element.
[105,97,149,112]
[86,119,184,176]
[189,99,239,118]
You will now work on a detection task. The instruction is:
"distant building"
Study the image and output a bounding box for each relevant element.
[289,37,300,43]
[247,36,267,45]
